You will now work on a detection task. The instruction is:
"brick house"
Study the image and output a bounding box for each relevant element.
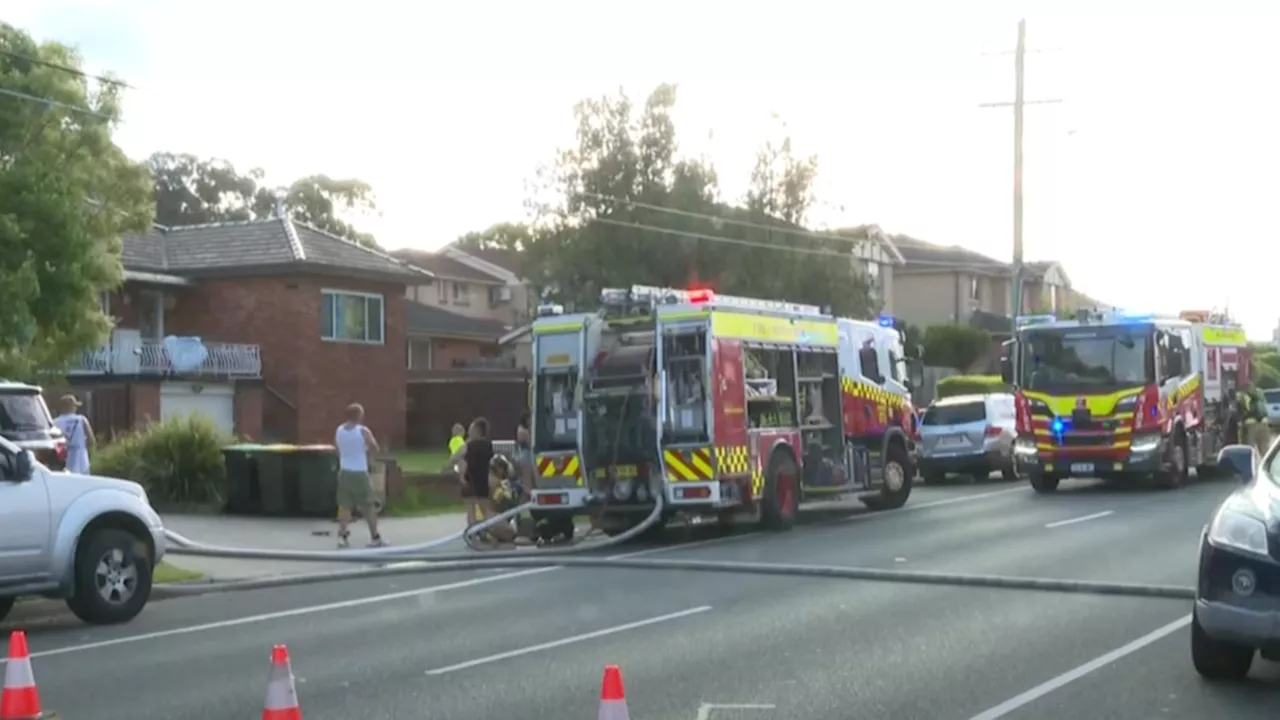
[64,216,426,448]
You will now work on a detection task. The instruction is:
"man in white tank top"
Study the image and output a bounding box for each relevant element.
[335,403,386,548]
[53,394,95,474]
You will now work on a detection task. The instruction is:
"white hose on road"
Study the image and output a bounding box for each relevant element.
[152,553,1197,601]
[163,492,666,564]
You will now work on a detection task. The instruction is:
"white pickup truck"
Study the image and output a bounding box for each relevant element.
[0,434,166,625]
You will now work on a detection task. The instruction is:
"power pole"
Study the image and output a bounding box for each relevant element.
[979,19,1062,335]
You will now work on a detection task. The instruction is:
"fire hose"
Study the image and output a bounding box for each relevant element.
[163,482,668,564]
[160,485,1198,603]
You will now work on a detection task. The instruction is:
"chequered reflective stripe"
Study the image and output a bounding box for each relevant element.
[714,445,750,476]
[535,454,583,486]
[750,468,765,499]
[663,448,714,481]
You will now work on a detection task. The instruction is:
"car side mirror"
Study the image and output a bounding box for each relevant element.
[8,450,34,482]
[1216,445,1258,484]
[1000,355,1014,385]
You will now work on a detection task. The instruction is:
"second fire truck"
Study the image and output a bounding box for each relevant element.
[527,285,923,540]
[1000,308,1251,492]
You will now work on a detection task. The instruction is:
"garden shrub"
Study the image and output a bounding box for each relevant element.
[92,415,234,505]
[935,374,1010,400]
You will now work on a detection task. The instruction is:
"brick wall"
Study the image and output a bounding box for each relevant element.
[165,274,408,448]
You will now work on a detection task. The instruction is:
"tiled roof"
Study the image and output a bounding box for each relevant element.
[892,234,1009,271]
[390,249,501,283]
[122,217,427,280]
[405,301,510,339]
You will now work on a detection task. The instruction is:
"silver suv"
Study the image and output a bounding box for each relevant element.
[918,393,1020,483]
[0,434,166,625]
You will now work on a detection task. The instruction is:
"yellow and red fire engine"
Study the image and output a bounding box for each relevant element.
[526,285,923,540]
[1001,308,1250,492]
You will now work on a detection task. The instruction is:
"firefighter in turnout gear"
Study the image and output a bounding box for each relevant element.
[1239,366,1272,457]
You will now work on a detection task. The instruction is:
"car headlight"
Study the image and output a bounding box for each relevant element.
[1129,432,1161,453]
[612,478,634,501]
[1208,510,1270,556]
[1014,437,1037,455]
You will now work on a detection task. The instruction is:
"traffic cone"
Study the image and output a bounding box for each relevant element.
[597,664,629,720]
[261,645,301,720]
[1,631,45,720]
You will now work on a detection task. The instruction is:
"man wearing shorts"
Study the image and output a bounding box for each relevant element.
[335,403,387,548]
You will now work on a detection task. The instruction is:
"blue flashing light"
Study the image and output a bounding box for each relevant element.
[1114,311,1155,324]
[878,314,894,328]
[1050,417,1065,435]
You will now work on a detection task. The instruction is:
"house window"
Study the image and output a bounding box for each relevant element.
[969,277,981,301]
[321,290,385,344]
[137,290,164,341]
[451,281,470,306]
[437,280,448,303]
[1049,284,1059,312]
[407,339,432,369]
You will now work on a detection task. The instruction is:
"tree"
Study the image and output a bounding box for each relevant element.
[518,82,875,317]
[455,222,534,252]
[146,153,380,247]
[0,23,154,379]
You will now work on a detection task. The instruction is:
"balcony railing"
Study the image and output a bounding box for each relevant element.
[69,339,262,378]
[451,356,517,370]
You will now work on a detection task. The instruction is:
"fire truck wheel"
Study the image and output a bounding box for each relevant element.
[1029,473,1060,493]
[1157,431,1190,490]
[863,442,912,511]
[761,451,800,531]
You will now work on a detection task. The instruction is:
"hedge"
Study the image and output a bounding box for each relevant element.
[935,374,1011,400]
[92,415,234,506]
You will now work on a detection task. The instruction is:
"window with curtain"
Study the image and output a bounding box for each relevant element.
[321,290,385,343]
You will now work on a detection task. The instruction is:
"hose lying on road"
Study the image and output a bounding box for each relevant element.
[152,554,1196,601]
[163,491,666,563]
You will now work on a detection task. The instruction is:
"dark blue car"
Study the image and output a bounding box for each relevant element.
[1193,439,1280,680]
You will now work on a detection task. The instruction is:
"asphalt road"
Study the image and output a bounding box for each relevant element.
[8,475,1279,720]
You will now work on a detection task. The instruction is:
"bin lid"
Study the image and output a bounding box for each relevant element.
[223,443,267,451]
[259,444,300,452]
[296,444,336,452]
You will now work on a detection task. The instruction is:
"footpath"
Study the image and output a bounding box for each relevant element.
[162,512,472,581]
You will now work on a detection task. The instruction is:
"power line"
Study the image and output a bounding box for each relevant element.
[0,47,135,89]
[575,190,1010,269]
[0,85,107,119]
[579,191,877,247]
[586,216,1011,271]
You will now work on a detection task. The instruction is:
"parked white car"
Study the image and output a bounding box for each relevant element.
[1264,388,1280,427]
[0,434,166,625]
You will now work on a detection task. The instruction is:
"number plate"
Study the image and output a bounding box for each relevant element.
[938,435,965,447]
[1070,463,1095,475]
[614,464,638,479]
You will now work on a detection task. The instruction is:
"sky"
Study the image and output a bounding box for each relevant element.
[5,0,1280,340]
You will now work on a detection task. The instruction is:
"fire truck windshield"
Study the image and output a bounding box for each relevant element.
[1020,325,1154,391]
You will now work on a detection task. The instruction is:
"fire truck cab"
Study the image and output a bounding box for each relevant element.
[1000,309,1250,492]
[527,286,922,539]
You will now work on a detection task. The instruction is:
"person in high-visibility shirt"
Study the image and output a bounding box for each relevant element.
[1238,373,1273,457]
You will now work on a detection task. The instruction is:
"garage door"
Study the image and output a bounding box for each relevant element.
[160,383,234,435]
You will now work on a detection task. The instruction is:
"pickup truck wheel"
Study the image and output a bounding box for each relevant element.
[66,528,153,625]
[0,596,13,623]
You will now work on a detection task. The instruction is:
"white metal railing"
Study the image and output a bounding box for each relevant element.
[68,340,262,377]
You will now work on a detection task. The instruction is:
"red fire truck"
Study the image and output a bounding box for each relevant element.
[527,285,923,540]
[1001,308,1251,491]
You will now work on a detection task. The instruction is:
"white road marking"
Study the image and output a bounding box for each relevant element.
[8,567,560,663]
[8,485,1017,661]
[424,605,712,675]
[696,702,776,719]
[832,486,1026,523]
[1044,510,1114,529]
[965,614,1191,720]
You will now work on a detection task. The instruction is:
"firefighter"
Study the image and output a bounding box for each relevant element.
[1239,368,1272,457]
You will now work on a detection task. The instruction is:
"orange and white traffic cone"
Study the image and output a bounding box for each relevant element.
[261,645,301,720]
[597,664,629,720]
[1,631,46,720]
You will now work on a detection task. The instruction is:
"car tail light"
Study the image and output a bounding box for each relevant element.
[984,426,1002,438]
[55,440,68,462]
